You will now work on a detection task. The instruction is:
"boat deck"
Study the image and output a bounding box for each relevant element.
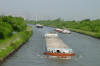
[45,36,70,49]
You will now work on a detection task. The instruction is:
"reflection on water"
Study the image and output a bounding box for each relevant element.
[1,25,100,66]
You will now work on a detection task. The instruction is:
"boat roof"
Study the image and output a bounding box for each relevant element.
[45,32,58,37]
[46,32,56,34]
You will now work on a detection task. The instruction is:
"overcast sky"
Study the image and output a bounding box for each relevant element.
[0,0,100,20]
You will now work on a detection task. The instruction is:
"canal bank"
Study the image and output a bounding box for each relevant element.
[67,28,100,39]
[0,26,33,64]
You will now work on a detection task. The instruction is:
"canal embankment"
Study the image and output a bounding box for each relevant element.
[67,28,100,38]
[0,26,33,64]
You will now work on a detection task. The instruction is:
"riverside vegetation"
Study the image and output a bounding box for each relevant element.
[0,16,32,61]
[28,18,100,38]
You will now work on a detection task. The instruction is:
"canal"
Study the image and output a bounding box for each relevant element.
[1,25,100,66]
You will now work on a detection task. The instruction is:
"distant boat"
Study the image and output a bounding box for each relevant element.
[55,28,71,34]
[36,24,43,28]
[62,29,71,34]
[44,32,75,58]
[55,28,63,33]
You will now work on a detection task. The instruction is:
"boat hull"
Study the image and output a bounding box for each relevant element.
[45,52,75,57]
[36,26,43,28]
[56,30,62,32]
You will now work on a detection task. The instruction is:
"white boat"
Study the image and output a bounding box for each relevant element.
[62,29,71,34]
[36,24,43,28]
[55,28,63,32]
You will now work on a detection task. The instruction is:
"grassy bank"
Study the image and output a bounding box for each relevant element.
[0,16,33,62]
[28,18,100,38]
[0,26,32,61]
[0,26,32,62]
[68,28,100,38]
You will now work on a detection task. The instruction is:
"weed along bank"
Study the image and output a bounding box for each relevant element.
[44,32,75,58]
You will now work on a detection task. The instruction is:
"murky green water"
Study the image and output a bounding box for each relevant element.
[1,25,100,66]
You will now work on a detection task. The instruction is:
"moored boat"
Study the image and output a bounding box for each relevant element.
[55,28,71,34]
[62,29,71,34]
[55,28,63,33]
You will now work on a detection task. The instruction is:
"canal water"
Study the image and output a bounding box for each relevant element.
[1,25,100,66]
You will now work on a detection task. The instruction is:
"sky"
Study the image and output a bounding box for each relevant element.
[0,0,100,20]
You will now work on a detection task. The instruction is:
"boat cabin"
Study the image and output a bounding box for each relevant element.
[47,48,73,54]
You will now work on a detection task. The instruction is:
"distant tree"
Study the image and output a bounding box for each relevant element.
[81,19,90,22]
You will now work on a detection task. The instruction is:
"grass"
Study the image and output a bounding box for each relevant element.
[0,40,4,44]
[0,26,33,60]
[68,28,100,38]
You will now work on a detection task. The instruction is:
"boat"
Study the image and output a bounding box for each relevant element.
[44,32,75,58]
[55,28,63,33]
[36,24,43,28]
[62,29,71,34]
[55,28,71,34]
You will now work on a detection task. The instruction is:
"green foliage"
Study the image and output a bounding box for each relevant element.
[0,16,27,39]
[0,15,32,59]
[0,23,13,39]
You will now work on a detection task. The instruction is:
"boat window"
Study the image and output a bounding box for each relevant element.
[56,50,61,53]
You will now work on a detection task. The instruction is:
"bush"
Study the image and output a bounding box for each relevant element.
[0,23,13,39]
[0,16,27,39]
